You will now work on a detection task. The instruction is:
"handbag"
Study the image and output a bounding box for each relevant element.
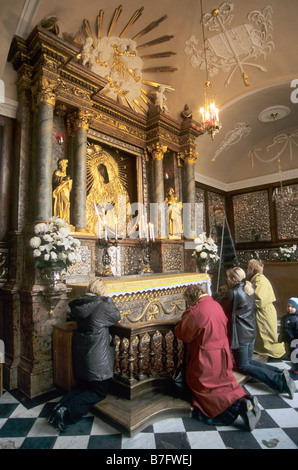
[172,365,186,391]
[171,363,191,399]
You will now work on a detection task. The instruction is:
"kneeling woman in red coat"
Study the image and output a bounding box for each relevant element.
[175,284,260,431]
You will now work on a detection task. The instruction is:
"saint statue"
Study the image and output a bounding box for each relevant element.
[86,145,130,237]
[52,158,72,223]
[164,187,183,239]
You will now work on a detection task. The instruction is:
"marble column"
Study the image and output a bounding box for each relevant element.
[184,150,198,239]
[35,79,57,222]
[148,143,167,238]
[72,110,93,231]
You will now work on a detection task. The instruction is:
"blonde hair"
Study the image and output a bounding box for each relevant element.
[227,267,254,296]
[248,259,264,274]
[227,267,246,284]
[87,277,108,297]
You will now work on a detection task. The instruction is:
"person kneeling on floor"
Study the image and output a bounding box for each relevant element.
[175,284,261,431]
[48,277,121,431]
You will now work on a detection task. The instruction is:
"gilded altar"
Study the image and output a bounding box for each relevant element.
[2,19,203,399]
[69,272,211,324]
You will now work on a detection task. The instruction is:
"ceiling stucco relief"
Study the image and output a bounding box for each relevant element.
[249,128,298,168]
[211,122,251,162]
[184,2,274,87]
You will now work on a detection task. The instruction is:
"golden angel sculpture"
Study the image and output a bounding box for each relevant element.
[86,144,130,237]
[52,158,72,223]
[164,187,183,239]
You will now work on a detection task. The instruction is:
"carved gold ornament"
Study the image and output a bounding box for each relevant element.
[62,7,176,114]
[34,76,66,107]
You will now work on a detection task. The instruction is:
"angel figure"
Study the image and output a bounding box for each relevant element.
[154,85,169,113]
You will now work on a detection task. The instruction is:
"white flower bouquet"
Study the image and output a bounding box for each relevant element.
[279,244,297,262]
[193,232,220,267]
[30,217,81,270]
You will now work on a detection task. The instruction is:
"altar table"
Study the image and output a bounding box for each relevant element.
[68,273,211,324]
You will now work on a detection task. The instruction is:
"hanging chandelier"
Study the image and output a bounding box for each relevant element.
[199,2,221,140]
[272,157,294,203]
[270,112,294,204]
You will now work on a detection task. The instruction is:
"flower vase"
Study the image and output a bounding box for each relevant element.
[40,267,64,291]
[197,263,209,274]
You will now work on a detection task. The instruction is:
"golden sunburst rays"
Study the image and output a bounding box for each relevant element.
[62,5,176,114]
[86,142,129,193]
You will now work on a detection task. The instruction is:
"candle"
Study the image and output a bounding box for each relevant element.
[105,226,107,240]
[139,215,143,239]
[146,223,149,242]
[115,217,118,240]
[152,223,155,242]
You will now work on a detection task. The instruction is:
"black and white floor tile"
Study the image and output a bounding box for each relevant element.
[0,360,297,450]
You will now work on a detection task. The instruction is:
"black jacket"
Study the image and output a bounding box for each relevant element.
[216,281,256,349]
[69,293,121,382]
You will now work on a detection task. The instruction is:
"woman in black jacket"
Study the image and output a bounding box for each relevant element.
[48,277,121,431]
[216,267,296,400]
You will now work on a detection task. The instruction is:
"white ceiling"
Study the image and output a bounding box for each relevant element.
[1,0,298,191]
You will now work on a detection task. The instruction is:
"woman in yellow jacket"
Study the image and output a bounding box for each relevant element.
[247,259,286,359]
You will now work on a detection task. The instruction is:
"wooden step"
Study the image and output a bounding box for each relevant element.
[93,353,268,437]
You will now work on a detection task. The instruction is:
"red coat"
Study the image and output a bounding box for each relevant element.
[175,295,246,417]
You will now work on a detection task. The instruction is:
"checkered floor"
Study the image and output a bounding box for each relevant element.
[0,360,297,450]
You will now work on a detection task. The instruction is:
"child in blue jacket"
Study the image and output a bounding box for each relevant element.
[279,298,298,380]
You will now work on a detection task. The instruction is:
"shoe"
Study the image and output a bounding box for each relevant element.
[55,406,68,432]
[247,395,259,409]
[282,369,296,399]
[47,402,61,425]
[239,397,261,432]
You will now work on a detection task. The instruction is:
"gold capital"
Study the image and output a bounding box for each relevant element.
[184,149,198,165]
[147,143,167,160]
[74,109,94,131]
[35,77,65,107]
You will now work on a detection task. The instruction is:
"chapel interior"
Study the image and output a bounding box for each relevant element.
[0,0,298,437]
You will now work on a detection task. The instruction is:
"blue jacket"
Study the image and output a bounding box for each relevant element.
[279,313,298,347]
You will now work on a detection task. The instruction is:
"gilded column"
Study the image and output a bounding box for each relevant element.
[148,143,167,238]
[72,110,93,231]
[184,149,198,238]
[34,77,58,221]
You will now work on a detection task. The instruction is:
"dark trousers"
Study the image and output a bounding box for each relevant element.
[58,379,109,423]
[194,399,242,426]
[232,341,286,393]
